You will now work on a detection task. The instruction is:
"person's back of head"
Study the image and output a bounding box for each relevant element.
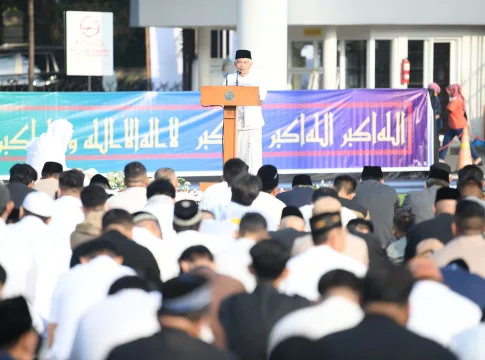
[310,204,346,252]
[238,212,269,241]
[133,211,162,239]
[108,276,152,295]
[453,199,485,237]
[147,179,176,201]
[178,245,215,274]
[363,263,415,326]
[173,200,201,233]
[231,174,262,206]
[360,166,384,182]
[223,158,249,187]
[426,165,450,188]
[458,165,484,199]
[280,206,305,231]
[292,174,312,188]
[257,165,279,195]
[41,162,63,180]
[317,269,363,303]
[9,163,38,188]
[393,212,414,239]
[124,162,148,188]
[102,209,135,239]
[333,175,358,199]
[249,240,290,285]
[21,191,55,225]
[78,239,123,265]
[90,174,111,190]
[434,187,460,216]
[81,185,109,212]
[312,187,339,204]
[154,168,178,190]
[347,218,374,234]
[59,170,84,197]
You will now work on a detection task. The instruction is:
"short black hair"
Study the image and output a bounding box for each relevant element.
[312,187,339,203]
[239,212,267,237]
[81,185,109,209]
[223,158,249,187]
[0,263,6,285]
[147,179,175,199]
[318,269,363,297]
[59,170,85,191]
[124,162,147,183]
[102,209,134,230]
[347,218,374,233]
[9,163,38,185]
[231,174,262,206]
[454,199,485,234]
[362,264,415,306]
[393,212,414,235]
[250,240,289,281]
[78,239,121,260]
[333,175,357,195]
[292,175,312,187]
[178,245,214,265]
[108,276,151,295]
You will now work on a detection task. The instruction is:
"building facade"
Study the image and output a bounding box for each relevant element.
[130,0,485,135]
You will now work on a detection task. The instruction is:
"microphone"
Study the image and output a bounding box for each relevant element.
[236,71,240,86]
[225,74,228,86]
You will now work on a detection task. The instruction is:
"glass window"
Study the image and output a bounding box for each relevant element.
[375,40,391,88]
[290,41,322,69]
[346,41,366,88]
[408,40,424,88]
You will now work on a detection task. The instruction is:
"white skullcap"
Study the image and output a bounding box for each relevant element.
[22,191,55,218]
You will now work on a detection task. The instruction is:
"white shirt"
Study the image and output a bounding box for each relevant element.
[133,226,180,282]
[48,256,135,360]
[300,204,357,232]
[9,216,60,321]
[215,238,257,292]
[280,245,367,301]
[173,230,227,259]
[451,324,485,360]
[212,201,278,231]
[69,289,161,360]
[200,181,232,211]
[107,187,147,214]
[407,280,482,346]
[268,296,364,354]
[224,71,266,130]
[143,195,176,241]
[252,192,286,227]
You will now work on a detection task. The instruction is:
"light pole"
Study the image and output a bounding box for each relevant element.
[28,0,35,92]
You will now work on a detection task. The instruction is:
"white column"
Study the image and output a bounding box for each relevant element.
[237,0,288,90]
[390,37,408,89]
[197,27,211,88]
[323,26,338,89]
[366,38,376,88]
[338,40,346,89]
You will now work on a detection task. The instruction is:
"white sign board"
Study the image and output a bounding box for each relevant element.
[65,11,114,76]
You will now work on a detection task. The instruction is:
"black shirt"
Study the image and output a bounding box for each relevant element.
[270,228,309,251]
[404,213,454,260]
[219,283,311,360]
[107,328,236,360]
[276,187,314,208]
[70,230,161,286]
[339,197,369,218]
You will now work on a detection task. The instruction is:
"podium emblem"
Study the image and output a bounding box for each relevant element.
[224,90,235,101]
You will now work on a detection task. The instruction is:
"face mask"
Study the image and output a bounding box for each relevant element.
[199,323,215,344]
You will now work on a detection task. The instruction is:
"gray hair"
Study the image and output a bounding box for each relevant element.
[155,168,176,181]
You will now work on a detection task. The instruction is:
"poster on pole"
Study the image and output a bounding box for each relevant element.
[65,11,114,76]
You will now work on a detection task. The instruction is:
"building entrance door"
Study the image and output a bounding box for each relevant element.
[433,42,451,131]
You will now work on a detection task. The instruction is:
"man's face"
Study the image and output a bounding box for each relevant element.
[234,58,252,75]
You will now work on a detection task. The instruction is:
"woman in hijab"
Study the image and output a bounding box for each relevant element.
[428,82,442,162]
[438,84,482,165]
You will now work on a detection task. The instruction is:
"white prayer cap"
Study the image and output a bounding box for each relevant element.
[22,191,55,218]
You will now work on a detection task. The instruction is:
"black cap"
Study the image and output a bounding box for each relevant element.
[427,167,450,183]
[6,182,35,209]
[361,166,383,179]
[90,174,111,190]
[435,187,461,203]
[292,175,312,187]
[235,49,251,60]
[281,206,304,220]
[458,165,484,189]
[431,162,451,174]
[257,165,279,192]
[0,296,33,348]
[174,200,201,227]
[160,274,211,316]
[310,212,342,237]
[41,161,63,174]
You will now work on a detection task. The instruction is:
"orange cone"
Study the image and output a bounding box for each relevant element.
[457,126,473,170]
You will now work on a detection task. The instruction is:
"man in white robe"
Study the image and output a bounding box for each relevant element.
[224,49,267,174]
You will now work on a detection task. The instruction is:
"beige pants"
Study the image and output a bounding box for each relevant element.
[237,127,263,175]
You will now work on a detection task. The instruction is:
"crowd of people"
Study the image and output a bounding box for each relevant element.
[2,157,485,360]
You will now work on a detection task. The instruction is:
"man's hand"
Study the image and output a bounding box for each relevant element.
[1,201,14,222]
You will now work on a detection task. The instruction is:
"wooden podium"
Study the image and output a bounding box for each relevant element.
[200,86,260,165]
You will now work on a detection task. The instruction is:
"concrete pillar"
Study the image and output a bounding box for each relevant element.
[390,37,408,89]
[237,0,288,90]
[366,38,376,88]
[338,40,346,89]
[323,26,338,89]
[197,27,211,88]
